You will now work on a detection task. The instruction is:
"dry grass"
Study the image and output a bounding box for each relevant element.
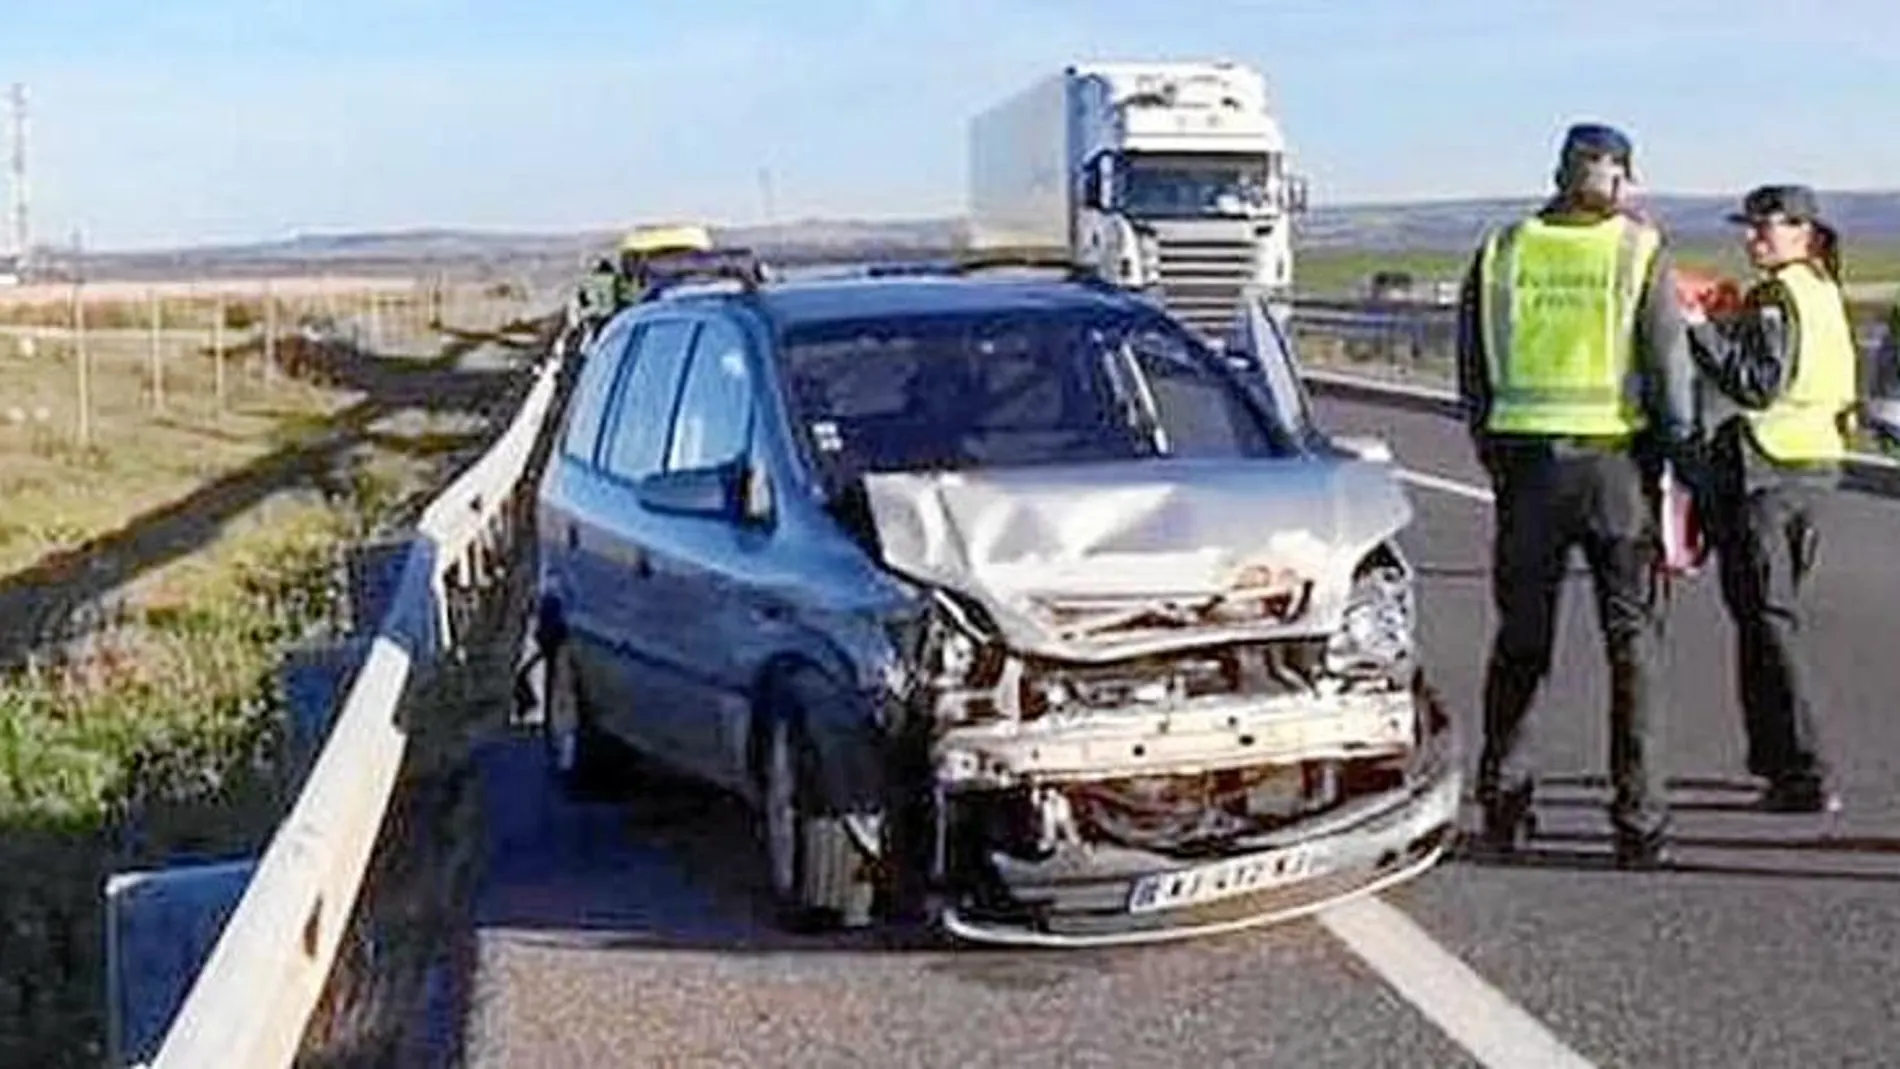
[0,284,543,1068]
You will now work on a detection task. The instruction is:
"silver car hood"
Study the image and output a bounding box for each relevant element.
[862,456,1412,662]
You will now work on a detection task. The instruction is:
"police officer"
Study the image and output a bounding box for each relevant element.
[1454,122,1699,867]
[575,257,619,328]
[1680,185,1849,814]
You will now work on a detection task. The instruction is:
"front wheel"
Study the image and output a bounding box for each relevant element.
[761,709,875,932]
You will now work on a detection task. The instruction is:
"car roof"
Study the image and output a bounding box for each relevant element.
[654,273,1156,332]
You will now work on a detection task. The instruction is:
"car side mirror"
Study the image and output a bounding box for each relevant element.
[1286,173,1311,214]
[635,457,776,527]
[1332,435,1393,464]
[635,461,742,519]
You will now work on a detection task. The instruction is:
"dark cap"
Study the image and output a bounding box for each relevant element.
[1727,184,1825,225]
[1558,122,1635,168]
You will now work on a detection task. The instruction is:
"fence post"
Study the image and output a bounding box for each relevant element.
[149,287,165,413]
[213,294,227,417]
[72,279,90,447]
[263,282,278,387]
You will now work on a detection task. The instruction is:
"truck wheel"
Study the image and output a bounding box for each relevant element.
[541,641,626,801]
[762,705,875,932]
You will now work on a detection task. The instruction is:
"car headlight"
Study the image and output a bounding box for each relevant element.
[1324,559,1414,682]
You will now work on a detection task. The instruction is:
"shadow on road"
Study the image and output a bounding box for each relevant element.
[1444,773,1900,884]
[472,732,950,955]
[0,327,538,669]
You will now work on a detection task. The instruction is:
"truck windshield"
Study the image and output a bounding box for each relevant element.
[1121,153,1277,218]
[778,306,1294,481]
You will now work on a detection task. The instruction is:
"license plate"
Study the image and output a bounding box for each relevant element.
[1126,844,1325,914]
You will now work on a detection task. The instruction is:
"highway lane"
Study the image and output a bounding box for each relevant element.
[1324,395,1900,1069]
[455,392,1900,1068]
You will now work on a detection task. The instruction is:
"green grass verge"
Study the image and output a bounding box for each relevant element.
[0,317,520,1067]
[0,521,357,1068]
[1296,241,1900,306]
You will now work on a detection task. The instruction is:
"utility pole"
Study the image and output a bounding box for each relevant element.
[9,84,28,278]
[757,167,777,226]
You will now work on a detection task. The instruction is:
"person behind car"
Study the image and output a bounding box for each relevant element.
[1678,184,1849,815]
[1862,298,1900,452]
[1454,121,1699,868]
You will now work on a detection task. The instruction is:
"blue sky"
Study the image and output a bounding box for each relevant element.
[3,0,1895,249]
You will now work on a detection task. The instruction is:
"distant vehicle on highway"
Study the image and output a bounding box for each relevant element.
[968,60,1310,341]
[527,253,1460,947]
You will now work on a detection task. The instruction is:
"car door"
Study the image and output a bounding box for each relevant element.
[539,313,642,731]
[629,313,765,791]
[586,316,702,768]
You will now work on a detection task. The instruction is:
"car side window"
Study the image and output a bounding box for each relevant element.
[665,316,755,472]
[560,317,640,464]
[600,319,698,482]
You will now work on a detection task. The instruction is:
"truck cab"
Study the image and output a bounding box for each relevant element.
[970,61,1310,343]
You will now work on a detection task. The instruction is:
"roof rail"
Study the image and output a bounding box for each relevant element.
[861,259,961,277]
[953,252,1101,279]
[854,250,1111,285]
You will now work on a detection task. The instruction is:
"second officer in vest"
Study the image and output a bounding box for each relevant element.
[1682,185,1849,814]
[1455,123,1699,867]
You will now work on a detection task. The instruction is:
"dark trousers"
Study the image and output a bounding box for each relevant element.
[1478,445,1669,838]
[1703,474,1829,787]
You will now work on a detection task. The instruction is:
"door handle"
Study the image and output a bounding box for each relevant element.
[629,546,653,579]
[565,523,579,550]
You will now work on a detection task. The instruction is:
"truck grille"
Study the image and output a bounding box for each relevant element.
[1154,235,1257,342]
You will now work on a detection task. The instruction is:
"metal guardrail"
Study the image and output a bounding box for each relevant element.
[143,341,567,1068]
[1289,306,1900,498]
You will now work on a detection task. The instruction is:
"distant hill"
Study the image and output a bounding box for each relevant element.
[27,189,1900,283]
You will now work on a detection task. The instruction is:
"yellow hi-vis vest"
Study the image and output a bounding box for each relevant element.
[1744,261,1858,464]
[1477,214,1660,436]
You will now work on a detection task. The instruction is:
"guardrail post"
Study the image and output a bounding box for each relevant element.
[280,637,375,774]
[346,539,416,636]
[105,858,259,1069]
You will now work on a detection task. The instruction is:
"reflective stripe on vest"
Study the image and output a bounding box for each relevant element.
[1745,262,1857,463]
[1477,215,1659,436]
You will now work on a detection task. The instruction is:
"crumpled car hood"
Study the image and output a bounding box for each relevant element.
[862,456,1412,661]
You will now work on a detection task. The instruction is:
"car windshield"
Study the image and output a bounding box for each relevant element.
[777,305,1291,480]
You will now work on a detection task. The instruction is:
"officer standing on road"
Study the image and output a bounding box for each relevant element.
[1455,122,1700,867]
[1679,185,1849,814]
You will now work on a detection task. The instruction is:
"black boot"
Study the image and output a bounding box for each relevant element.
[1478,781,1537,856]
[1612,823,1671,870]
[1757,775,1841,815]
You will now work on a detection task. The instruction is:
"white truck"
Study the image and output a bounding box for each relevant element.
[967,60,1308,340]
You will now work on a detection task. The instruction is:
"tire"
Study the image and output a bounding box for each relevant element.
[541,640,626,801]
[761,694,876,932]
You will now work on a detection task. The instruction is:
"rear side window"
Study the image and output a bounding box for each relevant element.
[560,317,639,463]
[601,319,698,482]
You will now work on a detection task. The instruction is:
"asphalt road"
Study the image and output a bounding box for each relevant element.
[456,392,1900,1069]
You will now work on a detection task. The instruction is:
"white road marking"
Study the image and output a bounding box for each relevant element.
[1399,468,1495,504]
[1321,896,1601,1069]
[1349,463,1601,1065]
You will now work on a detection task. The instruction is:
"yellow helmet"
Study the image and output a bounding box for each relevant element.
[618,224,714,257]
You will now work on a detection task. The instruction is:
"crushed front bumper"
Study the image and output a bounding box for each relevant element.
[932,681,1462,948]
